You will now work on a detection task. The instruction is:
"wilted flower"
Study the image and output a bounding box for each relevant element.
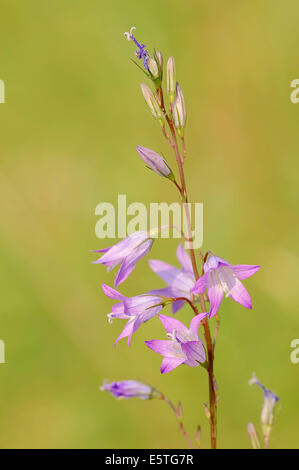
[149,244,196,313]
[249,373,279,444]
[166,57,176,103]
[145,314,207,374]
[136,145,173,178]
[191,253,260,318]
[172,83,186,133]
[102,284,165,345]
[140,83,163,120]
[92,231,153,287]
[124,26,150,70]
[101,379,153,400]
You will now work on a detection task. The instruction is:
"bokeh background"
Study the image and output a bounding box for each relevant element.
[0,0,298,449]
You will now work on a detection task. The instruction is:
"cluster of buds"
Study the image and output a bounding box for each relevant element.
[125,27,186,138]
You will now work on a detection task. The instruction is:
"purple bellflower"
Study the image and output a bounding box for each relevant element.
[145,314,207,374]
[102,284,164,345]
[101,379,153,400]
[124,27,150,70]
[191,253,260,318]
[93,231,153,287]
[148,244,196,314]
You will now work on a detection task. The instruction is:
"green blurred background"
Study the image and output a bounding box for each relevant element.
[0,0,298,449]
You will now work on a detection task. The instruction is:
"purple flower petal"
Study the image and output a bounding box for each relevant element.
[207,271,224,318]
[181,341,206,364]
[204,255,230,273]
[176,244,193,273]
[158,315,190,340]
[231,264,261,280]
[229,278,252,309]
[102,284,126,300]
[189,313,209,338]
[124,295,162,317]
[100,231,148,265]
[172,299,186,314]
[148,286,177,297]
[114,318,136,346]
[127,306,162,344]
[145,339,185,358]
[161,357,185,374]
[91,246,111,254]
[148,259,181,286]
[191,273,208,294]
[115,238,152,287]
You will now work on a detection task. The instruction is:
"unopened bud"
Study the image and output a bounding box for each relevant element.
[140,83,163,120]
[101,380,154,400]
[156,51,163,70]
[249,373,279,445]
[172,83,186,134]
[166,57,176,103]
[136,146,174,179]
[247,422,261,449]
[147,57,159,79]
[261,392,279,440]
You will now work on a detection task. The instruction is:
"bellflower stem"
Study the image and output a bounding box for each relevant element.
[158,86,217,449]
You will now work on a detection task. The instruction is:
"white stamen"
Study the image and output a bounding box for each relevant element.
[166,329,177,341]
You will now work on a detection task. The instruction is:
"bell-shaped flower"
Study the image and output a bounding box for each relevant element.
[145,314,207,374]
[191,253,260,318]
[102,284,165,345]
[148,244,196,314]
[92,231,153,287]
[101,379,153,400]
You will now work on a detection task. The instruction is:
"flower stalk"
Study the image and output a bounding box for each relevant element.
[156,84,218,449]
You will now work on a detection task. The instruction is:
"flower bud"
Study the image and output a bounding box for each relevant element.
[166,57,176,103]
[247,422,261,449]
[156,51,163,71]
[148,52,163,88]
[172,83,186,134]
[260,391,279,440]
[140,83,163,120]
[136,145,173,179]
[249,373,279,446]
[147,57,159,79]
[101,380,154,400]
